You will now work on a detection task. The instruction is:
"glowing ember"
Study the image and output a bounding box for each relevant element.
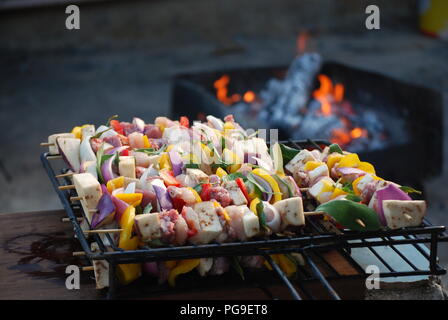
[350,127,367,139]
[297,31,309,54]
[331,128,351,145]
[214,75,241,105]
[214,75,256,106]
[243,91,256,103]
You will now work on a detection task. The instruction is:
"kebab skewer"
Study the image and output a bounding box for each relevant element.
[42,114,426,288]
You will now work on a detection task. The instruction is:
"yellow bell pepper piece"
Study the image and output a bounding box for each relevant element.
[168,259,200,286]
[223,121,235,130]
[116,193,143,207]
[215,167,228,178]
[118,206,139,251]
[166,144,174,152]
[212,201,230,222]
[181,153,200,165]
[200,143,213,157]
[156,123,165,134]
[358,161,376,175]
[327,153,344,171]
[271,142,285,177]
[222,148,241,173]
[352,176,364,196]
[331,187,348,199]
[187,187,202,203]
[71,126,82,139]
[116,263,142,285]
[277,254,297,277]
[158,153,172,170]
[251,168,282,203]
[338,153,361,168]
[250,198,261,215]
[304,161,323,171]
[142,135,151,148]
[264,254,296,276]
[106,176,125,193]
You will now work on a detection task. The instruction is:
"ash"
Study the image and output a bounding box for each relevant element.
[231,53,402,152]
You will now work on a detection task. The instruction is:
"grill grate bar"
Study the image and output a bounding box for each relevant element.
[360,239,396,272]
[303,253,341,300]
[382,237,420,271]
[264,255,302,300]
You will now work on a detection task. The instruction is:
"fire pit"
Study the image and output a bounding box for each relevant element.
[172,55,443,189]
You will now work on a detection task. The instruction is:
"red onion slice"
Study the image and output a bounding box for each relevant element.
[375,183,411,226]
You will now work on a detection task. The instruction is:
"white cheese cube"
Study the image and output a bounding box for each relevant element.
[48,133,75,155]
[308,164,329,182]
[308,177,335,203]
[91,242,109,289]
[119,156,136,179]
[190,202,223,244]
[383,200,426,229]
[242,207,260,238]
[186,168,209,185]
[273,197,305,227]
[223,180,248,205]
[285,149,317,173]
[57,137,81,172]
[134,213,162,241]
[72,173,102,222]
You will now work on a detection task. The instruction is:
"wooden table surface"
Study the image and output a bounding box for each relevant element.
[0,210,366,300]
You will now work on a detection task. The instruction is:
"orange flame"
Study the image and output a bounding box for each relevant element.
[214,75,256,106]
[331,128,351,145]
[313,74,338,116]
[313,75,368,147]
[350,127,367,139]
[243,91,256,103]
[297,31,309,54]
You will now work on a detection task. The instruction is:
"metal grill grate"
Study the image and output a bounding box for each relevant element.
[41,139,448,299]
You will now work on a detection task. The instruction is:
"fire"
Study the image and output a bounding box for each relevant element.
[313,74,337,116]
[331,128,351,145]
[297,31,309,54]
[214,75,256,106]
[313,74,368,147]
[243,91,256,103]
[350,127,367,139]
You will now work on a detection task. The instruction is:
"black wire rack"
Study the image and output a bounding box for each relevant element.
[41,139,448,300]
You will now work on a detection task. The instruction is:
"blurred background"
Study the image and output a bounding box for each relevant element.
[0,0,447,287]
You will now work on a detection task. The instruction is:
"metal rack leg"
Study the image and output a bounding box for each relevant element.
[264,255,302,300]
[430,232,439,273]
[107,261,116,300]
[303,253,341,300]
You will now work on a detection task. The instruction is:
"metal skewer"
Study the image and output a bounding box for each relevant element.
[40,142,55,147]
[84,229,123,234]
[82,266,94,271]
[59,184,75,190]
[47,155,62,160]
[62,217,83,222]
[55,172,73,178]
